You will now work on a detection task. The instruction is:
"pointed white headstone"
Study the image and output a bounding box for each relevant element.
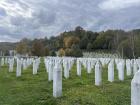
[9,58,14,72]
[95,61,102,86]
[131,70,140,105]
[53,63,62,98]
[77,59,81,76]
[33,60,37,75]
[48,61,53,81]
[108,60,114,82]
[16,58,21,77]
[126,59,132,76]
[87,60,92,74]
[118,61,125,81]
[64,61,69,79]
[1,58,4,66]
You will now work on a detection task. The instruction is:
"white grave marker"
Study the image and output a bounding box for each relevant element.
[53,63,62,98]
[131,70,140,105]
[16,58,22,77]
[95,61,102,86]
[108,60,114,82]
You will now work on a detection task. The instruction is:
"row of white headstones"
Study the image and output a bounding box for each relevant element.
[0,56,139,105]
[83,52,119,58]
[0,57,40,77]
[44,57,140,105]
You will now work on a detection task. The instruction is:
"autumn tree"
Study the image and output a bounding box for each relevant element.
[58,48,65,57]
[63,36,80,48]
[31,40,45,56]
[16,41,29,55]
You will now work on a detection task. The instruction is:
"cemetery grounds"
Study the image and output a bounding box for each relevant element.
[0,58,131,105]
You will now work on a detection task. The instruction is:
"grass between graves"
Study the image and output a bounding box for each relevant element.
[0,58,132,105]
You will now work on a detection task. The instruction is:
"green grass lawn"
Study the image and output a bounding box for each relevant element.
[0,59,132,105]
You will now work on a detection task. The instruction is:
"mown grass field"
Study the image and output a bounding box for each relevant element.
[0,59,132,105]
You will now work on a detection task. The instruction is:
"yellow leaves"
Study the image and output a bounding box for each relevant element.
[63,36,80,48]
[58,48,65,57]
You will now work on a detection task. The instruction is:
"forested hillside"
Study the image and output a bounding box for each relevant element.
[1,26,140,58]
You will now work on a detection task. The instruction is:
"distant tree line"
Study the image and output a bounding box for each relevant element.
[15,26,140,58]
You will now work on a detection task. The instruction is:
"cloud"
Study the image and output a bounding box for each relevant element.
[99,0,140,10]
[0,0,140,42]
[0,0,33,18]
[0,7,6,16]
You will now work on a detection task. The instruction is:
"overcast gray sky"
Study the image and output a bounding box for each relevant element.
[0,0,140,42]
